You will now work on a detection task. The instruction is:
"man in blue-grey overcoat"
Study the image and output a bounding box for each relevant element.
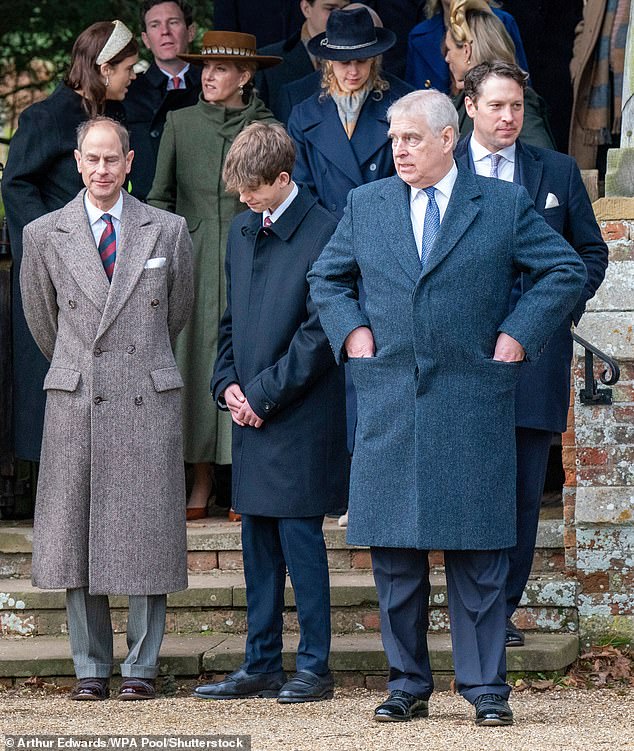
[308,89,586,727]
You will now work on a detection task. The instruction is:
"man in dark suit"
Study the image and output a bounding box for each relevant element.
[455,60,608,646]
[256,0,350,121]
[124,1,201,200]
[308,88,586,726]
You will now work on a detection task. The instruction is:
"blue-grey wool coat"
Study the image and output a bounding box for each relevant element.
[308,166,586,551]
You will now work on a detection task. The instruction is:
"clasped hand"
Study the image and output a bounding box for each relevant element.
[223,383,263,428]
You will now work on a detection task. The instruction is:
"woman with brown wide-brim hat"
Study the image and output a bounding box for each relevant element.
[148,32,280,521]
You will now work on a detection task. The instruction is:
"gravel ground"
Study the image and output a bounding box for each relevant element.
[0,687,633,750]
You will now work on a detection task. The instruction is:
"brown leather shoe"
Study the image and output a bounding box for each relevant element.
[117,678,156,701]
[186,506,207,521]
[70,677,110,701]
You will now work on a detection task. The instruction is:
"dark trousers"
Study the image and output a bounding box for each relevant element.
[506,426,555,618]
[241,514,331,676]
[371,546,510,704]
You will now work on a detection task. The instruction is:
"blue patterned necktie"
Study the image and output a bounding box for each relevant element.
[421,186,440,267]
[98,213,116,282]
[490,153,502,178]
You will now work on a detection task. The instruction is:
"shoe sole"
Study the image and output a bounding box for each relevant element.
[476,717,514,727]
[117,694,155,701]
[194,689,281,700]
[277,690,334,704]
[374,709,429,722]
[70,694,108,701]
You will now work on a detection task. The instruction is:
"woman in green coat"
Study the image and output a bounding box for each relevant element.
[148,31,279,518]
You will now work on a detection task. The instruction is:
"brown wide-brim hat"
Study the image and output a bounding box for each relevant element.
[178,31,281,68]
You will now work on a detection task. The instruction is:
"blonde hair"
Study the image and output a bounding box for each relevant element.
[222,122,295,193]
[448,0,515,66]
[425,0,498,20]
[319,57,389,101]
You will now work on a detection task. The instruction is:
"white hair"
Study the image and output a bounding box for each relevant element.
[387,89,459,149]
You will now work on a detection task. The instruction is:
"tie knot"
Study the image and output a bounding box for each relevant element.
[263,216,273,228]
[490,153,502,177]
[101,213,113,224]
[423,187,436,202]
[172,76,182,89]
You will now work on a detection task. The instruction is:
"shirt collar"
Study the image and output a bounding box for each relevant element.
[470,134,516,166]
[410,161,458,203]
[263,182,299,225]
[159,63,190,81]
[84,190,124,225]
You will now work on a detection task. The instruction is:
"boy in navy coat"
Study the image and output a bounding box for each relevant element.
[197,123,348,703]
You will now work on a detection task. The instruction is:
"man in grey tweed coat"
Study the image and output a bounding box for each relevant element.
[308,90,586,727]
[20,117,194,702]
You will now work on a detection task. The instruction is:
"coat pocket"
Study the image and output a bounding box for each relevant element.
[43,367,81,392]
[150,366,184,392]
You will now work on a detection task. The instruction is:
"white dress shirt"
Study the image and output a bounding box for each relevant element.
[469,135,516,183]
[84,191,124,249]
[410,162,458,259]
[263,182,299,225]
[160,63,190,90]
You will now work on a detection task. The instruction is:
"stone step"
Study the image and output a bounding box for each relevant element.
[0,631,580,689]
[0,571,578,638]
[0,517,566,577]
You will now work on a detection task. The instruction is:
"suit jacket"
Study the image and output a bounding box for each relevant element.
[455,136,608,432]
[287,74,413,219]
[124,62,202,201]
[308,167,586,550]
[255,31,314,121]
[20,190,194,595]
[212,186,348,517]
[405,10,529,93]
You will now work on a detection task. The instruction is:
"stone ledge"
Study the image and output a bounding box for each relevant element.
[593,196,634,220]
[575,487,634,525]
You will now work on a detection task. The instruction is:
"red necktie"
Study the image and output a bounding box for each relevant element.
[98,213,116,281]
[263,216,273,228]
[172,76,182,89]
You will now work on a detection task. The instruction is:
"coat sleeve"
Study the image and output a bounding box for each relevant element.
[498,187,587,361]
[243,225,339,421]
[211,232,239,407]
[563,161,608,324]
[307,192,371,364]
[167,216,194,348]
[20,224,58,362]
[147,111,178,213]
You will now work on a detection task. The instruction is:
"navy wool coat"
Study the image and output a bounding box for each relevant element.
[212,187,348,517]
[308,168,586,551]
[455,137,608,432]
[287,74,413,219]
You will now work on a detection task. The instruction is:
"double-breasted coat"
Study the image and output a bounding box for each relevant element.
[308,168,586,551]
[212,187,348,517]
[287,74,413,219]
[1,83,125,461]
[148,94,275,465]
[20,190,194,595]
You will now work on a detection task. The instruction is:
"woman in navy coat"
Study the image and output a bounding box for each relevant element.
[287,6,412,221]
[406,0,528,94]
[1,21,137,462]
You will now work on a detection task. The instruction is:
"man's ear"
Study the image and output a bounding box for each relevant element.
[278,172,291,187]
[125,150,135,174]
[464,95,477,119]
[187,23,197,45]
[74,149,82,173]
[141,31,151,51]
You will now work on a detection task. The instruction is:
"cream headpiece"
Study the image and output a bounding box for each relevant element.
[96,20,134,65]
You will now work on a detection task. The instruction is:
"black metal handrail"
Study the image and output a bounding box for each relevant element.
[573,332,620,405]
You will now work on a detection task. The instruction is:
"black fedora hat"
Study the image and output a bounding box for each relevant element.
[307,7,396,62]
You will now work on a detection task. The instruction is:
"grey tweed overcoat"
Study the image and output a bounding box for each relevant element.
[308,168,586,551]
[20,190,194,595]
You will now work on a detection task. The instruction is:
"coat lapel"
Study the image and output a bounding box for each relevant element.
[349,95,390,167]
[303,99,364,185]
[52,191,110,313]
[515,140,543,203]
[378,177,421,283]
[96,193,160,339]
[420,166,481,279]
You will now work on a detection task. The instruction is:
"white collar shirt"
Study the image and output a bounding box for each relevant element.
[469,135,516,183]
[84,190,124,249]
[409,161,458,259]
[263,182,299,225]
[160,63,190,90]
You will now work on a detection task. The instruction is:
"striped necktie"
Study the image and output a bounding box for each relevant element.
[98,213,116,281]
[490,153,502,178]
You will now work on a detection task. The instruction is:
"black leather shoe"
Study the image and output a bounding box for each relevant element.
[193,669,286,700]
[277,670,334,703]
[505,619,525,647]
[474,694,514,726]
[374,690,429,722]
[70,677,110,701]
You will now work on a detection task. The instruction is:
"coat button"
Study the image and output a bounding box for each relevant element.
[127,345,136,354]
[263,402,271,411]
[94,347,102,357]
[369,163,377,171]
[425,79,432,88]
[150,298,160,307]
[150,129,160,138]
[330,204,337,212]
[68,300,77,309]
[134,396,143,406]
[93,396,103,405]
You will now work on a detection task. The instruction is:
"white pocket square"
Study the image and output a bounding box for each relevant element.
[144,257,166,269]
[545,192,560,209]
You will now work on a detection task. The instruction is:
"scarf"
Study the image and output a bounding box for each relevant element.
[583,0,631,145]
[330,86,371,138]
[196,91,275,141]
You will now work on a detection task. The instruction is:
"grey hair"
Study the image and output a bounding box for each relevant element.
[387,90,459,150]
[76,116,130,154]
